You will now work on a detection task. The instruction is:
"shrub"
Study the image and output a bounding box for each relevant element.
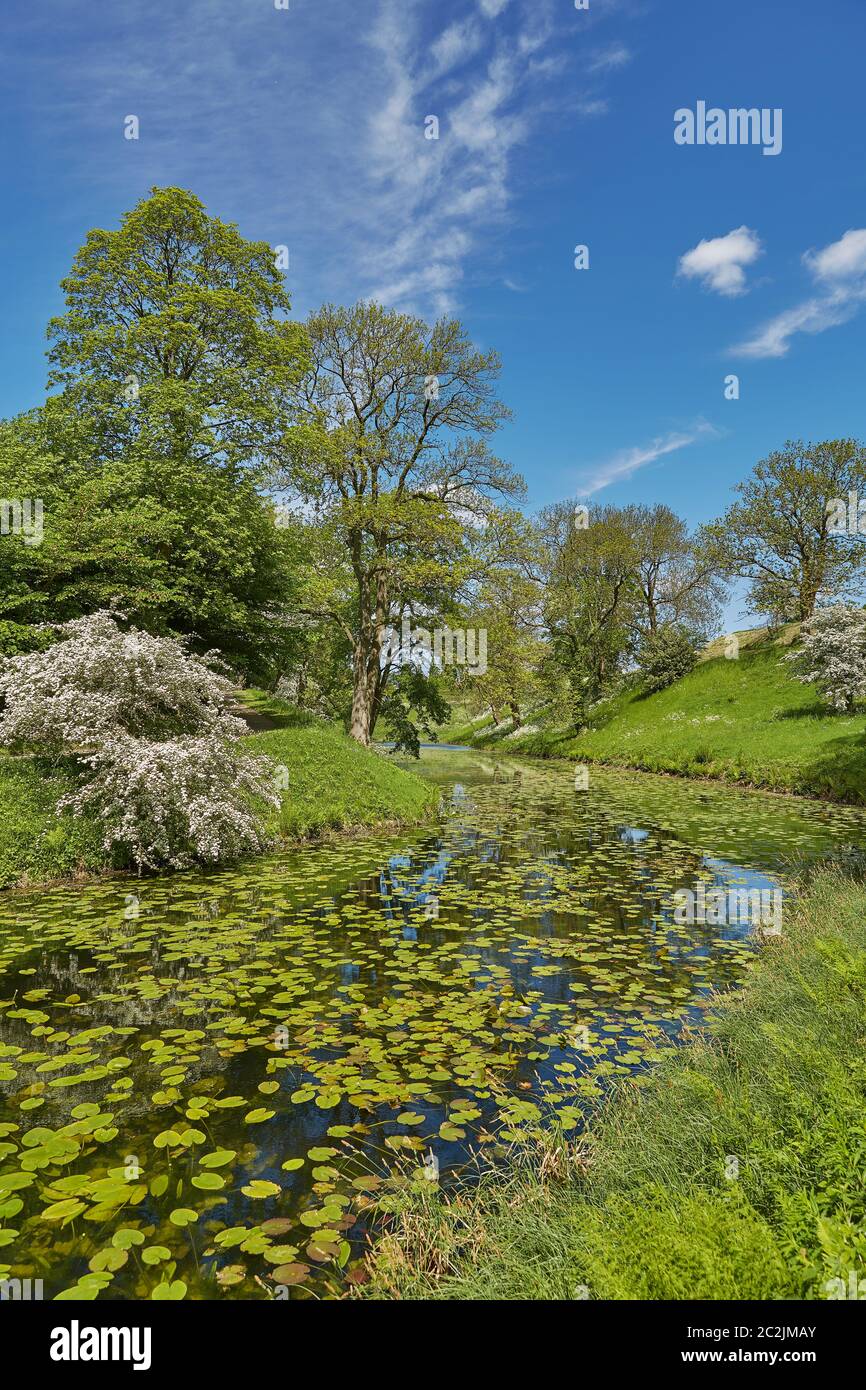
[783,604,866,712]
[637,625,697,693]
[0,611,279,870]
[59,734,278,871]
[0,609,245,749]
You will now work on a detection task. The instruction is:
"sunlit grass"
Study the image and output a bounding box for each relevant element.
[463,645,866,803]
[363,868,866,1300]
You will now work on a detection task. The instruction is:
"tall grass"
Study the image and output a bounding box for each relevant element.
[363,870,866,1300]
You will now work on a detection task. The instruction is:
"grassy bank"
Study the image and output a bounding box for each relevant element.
[0,696,437,889]
[240,693,438,840]
[450,637,866,804]
[364,868,866,1300]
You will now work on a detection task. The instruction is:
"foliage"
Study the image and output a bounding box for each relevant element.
[539,502,639,725]
[59,734,279,871]
[0,612,278,870]
[704,439,866,623]
[637,624,698,693]
[0,610,245,750]
[630,503,724,641]
[283,301,523,744]
[46,185,308,477]
[783,604,866,712]
[379,667,452,758]
[0,186,310,683]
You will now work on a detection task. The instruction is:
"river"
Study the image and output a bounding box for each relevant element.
[2,751,865,1299]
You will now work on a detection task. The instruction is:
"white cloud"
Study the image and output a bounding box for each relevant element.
[587,43,632,74]
[429,20,484,79]
[5,0,635,322]
[579,424,719,495]
[734,227,866,358]
[804,227,866,282]
[677,226,762,297]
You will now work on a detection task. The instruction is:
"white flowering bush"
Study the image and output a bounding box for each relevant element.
[0,610,245,750]
[783,605,866,713]
[59,735,278,871]
[0,611,280,870]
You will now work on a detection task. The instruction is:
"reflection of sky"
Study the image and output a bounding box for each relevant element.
[618,826,650,845]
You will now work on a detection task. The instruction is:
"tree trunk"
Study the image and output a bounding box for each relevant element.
[349,646,374,745]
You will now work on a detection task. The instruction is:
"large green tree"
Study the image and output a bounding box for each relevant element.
[539,502,640,726]
[47,185,308,474]
[1,187,309,679]
[630,503,725,641]
[704,439,866,623]
[285,302,524,744]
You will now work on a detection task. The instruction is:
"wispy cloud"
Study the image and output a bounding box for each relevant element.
[677,226,763,297]
[587,43,632,74]
[2,0,636,322]
[733,227,866,358]
[579,423,719,495]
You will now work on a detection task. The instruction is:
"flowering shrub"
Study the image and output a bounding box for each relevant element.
[783,605,866,713]
[59,735,278,871]
[0,610,245,751]
[0,611,280,869]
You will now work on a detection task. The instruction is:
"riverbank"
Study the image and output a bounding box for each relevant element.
[0,696,438,889]
[446,640,866,804]
[362,867,866,1300]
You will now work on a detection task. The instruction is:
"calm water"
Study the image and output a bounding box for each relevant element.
[2,752,866,1300]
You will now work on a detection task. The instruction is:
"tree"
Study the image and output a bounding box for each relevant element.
[630,504,724,642]
[0,187,310,679]
[0,405,302,681]
[704,440,866,624]
[453,566,544,730]
[285,302,523,744]
[540,502,640,725]
[0,612,279,869]
[46,186,308,476]
[783,605,866,712]
[637,624,698,693]
[379,667,452,758]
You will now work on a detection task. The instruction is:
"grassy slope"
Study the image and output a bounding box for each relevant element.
[451,638,866,803]
[239,692,438,840]
[0,695,437,889]
[364,869,866,1300]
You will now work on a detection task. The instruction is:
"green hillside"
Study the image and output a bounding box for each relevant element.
[449,633,866,804]
[0,696,437,890]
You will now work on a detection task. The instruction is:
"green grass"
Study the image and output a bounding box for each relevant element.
[458,641,866,803]
[247,725,438,839]
[363,868,866,1300]
[0,755,107,889]
[0,697,437,889]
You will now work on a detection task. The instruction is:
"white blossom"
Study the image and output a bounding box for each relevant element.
[783,605,866,713]
[0,611,280,870]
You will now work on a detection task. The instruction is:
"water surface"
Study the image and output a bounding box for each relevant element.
[1,752,865,1299]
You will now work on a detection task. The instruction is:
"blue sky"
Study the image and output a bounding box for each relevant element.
[2,0,865,628]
